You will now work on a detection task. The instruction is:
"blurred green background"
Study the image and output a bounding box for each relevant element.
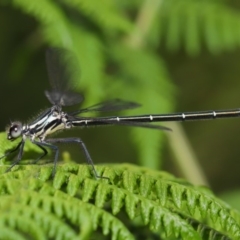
[0,0,240,206]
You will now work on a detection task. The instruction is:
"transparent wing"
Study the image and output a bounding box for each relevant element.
[71,99,141,115]
[45,48,84,106]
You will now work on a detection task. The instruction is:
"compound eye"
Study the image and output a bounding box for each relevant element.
[8,122,22,140]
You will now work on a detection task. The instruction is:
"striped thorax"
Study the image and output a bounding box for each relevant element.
[7,106,72,143]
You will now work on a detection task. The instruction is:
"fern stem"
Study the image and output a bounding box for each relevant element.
[125,0,163,48]
[166,122,209,186]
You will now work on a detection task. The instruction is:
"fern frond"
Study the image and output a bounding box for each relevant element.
[0,227,27,240]
[0,194,89,239]
[0,163,239,239]
[12,0,73,47]
[61,0,133,33]
[159,0,240,55]
[0,184,134,239]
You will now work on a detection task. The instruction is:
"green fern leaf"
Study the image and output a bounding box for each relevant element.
[61,0,133,33]
[0,227,27,240]
[0,160,239,239]
[160,0,240,55]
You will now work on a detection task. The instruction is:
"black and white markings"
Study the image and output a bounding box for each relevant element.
[2,47,240,178]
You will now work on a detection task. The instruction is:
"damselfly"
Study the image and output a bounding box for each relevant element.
[1,48,240,177]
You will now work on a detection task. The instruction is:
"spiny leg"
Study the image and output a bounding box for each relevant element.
[33,141,58,177]
[6,140,25,172]
[46,137,106,179]
[32,144,48,164]
[0,140,23,161]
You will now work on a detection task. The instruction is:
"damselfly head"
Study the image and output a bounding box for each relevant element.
[7,121,23,141]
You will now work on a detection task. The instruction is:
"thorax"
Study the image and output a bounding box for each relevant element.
[23,106,70,141]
